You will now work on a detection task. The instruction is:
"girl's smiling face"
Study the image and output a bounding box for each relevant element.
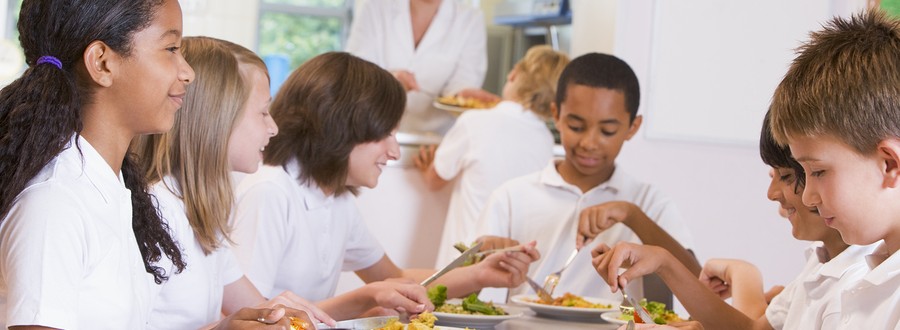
[345,130,400,189]
[228,66,277,173]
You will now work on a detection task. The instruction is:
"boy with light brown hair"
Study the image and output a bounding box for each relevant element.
[768,10,900,328]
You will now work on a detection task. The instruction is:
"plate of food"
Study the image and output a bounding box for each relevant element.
[433,295,522,329]
[316,312,468,330]
[599,299,685,325]
[433,95,497,114]
[510,293,618,322]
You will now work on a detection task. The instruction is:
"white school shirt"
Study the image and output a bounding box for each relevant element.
[146,178,244,330]
[231,161,386,301]
[839,243,900,329]
[432,101,554,267]
[479,161,694,302]
[0,136,152,329]
[346,0,487,134]
[764,242,875,329]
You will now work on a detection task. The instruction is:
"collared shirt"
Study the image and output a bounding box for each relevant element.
[231,161,385,301]
[479,160,694,301]
[346,0,487,134]
[840,243,900,329]
[147,177,244,330]
[0,136,151,329]
[765,242,876,329]
[432,101,554,267]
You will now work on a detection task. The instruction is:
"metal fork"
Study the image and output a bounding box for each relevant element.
[542,248,579,295]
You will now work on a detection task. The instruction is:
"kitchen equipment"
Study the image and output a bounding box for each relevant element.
[619,283,653,324]
[524,276,554,303]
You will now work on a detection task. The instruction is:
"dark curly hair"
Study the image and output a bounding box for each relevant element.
[0,0,185,284]
[555,53,640,123]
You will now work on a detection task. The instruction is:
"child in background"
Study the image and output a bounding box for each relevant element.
[230,52,540,321]
[415,45,570,267]
[592,111,876,329]
[133,36,327,329]
[768,10,900,328]
[0,0,306,328]
[476,53,698,303]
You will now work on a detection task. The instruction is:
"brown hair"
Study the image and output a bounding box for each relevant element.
[511,45,570,118]
[133,36,267,254]
[769,10,900,153]
[264,52,405,195]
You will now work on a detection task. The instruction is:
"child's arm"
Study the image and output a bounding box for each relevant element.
[578,201,701,275]
[414,144,450,191]
[700,259,768,319]
[592,242,772,330]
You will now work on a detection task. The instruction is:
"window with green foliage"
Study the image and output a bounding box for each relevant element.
[258,0,351,94]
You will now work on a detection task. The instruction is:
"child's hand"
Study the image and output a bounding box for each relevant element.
[264,291,335,327]
[475,235,520,251]
[363,280,434,315]
[456,88,500,103]
[698,259,757,300]
[414,145,437,172]
[577,201,637,249]
[591,242,671,293]
[214,305,314,330]
[471,241,540,288]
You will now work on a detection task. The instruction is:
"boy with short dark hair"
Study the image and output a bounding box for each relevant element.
[477,53,699,302]
[768,10,900,328]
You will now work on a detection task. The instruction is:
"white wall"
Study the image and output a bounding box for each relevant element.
[180,0,259,50]
[570,0,867,291]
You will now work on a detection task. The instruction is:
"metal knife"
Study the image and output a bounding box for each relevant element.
[525,276,554,303]
[421,241,483,286]
[620,283,654,324]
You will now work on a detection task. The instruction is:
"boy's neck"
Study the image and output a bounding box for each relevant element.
[556,160,615,193]
[820,239,850,262]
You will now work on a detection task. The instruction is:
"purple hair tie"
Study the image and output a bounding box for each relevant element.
[36,56,62,69]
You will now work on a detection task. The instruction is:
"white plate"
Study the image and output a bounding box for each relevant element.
[600,311,629,325]
[510,294,618,322]
[432,101,469,114]
[433,310,522,329]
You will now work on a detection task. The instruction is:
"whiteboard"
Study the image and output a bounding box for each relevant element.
[643,0,833,145]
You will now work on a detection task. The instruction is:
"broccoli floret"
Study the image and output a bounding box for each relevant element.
[427,285,447,308]
[461,293,502,315]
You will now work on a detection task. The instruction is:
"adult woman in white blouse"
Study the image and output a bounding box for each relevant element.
[346,0,498,134]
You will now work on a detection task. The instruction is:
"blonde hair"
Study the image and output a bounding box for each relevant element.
[769,10,900,153]
[133,36,268,254]
[510,45,570,118]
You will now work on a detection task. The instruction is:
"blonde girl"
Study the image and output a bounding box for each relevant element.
[133,36,329,329]
[416,45,570,267]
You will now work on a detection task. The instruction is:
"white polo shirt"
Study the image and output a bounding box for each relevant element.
[0,136,152,329]
[765,242,875,329]
[839,243,900,329]
[146,178,244,330]
[479,161,694,301]
[432,101,554,267]
[231,161,386,301]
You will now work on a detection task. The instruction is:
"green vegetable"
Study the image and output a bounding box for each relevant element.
[461,293,502,315]
[428,285,447,308]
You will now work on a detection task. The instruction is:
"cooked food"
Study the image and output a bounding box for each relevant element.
[378,311,437,330]
[428,285,448,307]
[289,316,307,330]
[618,299,684,324]
[531,292,613,309]
[435,293,507,315]
[437,95,497,109]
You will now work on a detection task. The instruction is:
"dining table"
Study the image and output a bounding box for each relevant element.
[463,305,623,330]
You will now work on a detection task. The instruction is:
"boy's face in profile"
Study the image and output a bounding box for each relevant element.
[789,133,892,246]
[553,84,641,190]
